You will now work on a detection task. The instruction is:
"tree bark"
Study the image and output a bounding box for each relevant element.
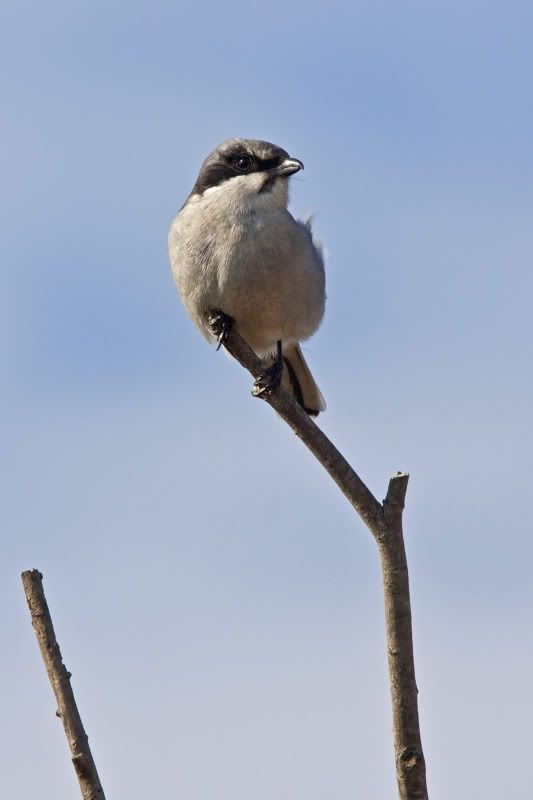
[380,474,427,799]
[21,569,106,800]
[209,316,429,800]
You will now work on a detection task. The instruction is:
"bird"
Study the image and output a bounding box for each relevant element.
[168,138,326,415]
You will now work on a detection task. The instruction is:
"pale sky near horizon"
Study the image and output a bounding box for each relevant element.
[3,2,533,798]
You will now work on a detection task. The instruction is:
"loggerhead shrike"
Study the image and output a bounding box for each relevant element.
[168,138,326,415]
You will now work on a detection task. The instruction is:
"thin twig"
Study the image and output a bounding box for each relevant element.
[21,569,106,800]
[210,318,429,800]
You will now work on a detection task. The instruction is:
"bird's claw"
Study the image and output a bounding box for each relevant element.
[251,359,284,398]
[207,309,233,351]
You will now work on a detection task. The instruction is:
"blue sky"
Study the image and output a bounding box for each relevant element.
[3,1,533,797]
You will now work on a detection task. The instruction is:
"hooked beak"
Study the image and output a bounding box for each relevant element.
[269,157,304,177]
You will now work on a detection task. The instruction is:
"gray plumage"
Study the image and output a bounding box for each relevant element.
[168,138,326,415]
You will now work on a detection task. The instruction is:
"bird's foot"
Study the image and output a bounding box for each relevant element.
[251,340,284,399]
[252,361,284,398]
[207,309,233,351]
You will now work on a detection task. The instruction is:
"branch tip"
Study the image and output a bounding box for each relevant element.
[384,471,409,509]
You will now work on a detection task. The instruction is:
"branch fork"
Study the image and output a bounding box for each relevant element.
[208,317,429,800]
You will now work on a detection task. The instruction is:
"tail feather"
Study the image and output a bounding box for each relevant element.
[282,343,326,416]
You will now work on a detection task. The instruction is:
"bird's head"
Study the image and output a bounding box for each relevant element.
[188,138,304,207]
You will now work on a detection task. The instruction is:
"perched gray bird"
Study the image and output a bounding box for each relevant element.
[168,138,326,415]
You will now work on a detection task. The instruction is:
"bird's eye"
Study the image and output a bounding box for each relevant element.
[236,154,252,171]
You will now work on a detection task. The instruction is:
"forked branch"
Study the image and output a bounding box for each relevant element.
[209,314,429,800]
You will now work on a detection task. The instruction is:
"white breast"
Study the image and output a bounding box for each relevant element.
[169,174,325,352]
